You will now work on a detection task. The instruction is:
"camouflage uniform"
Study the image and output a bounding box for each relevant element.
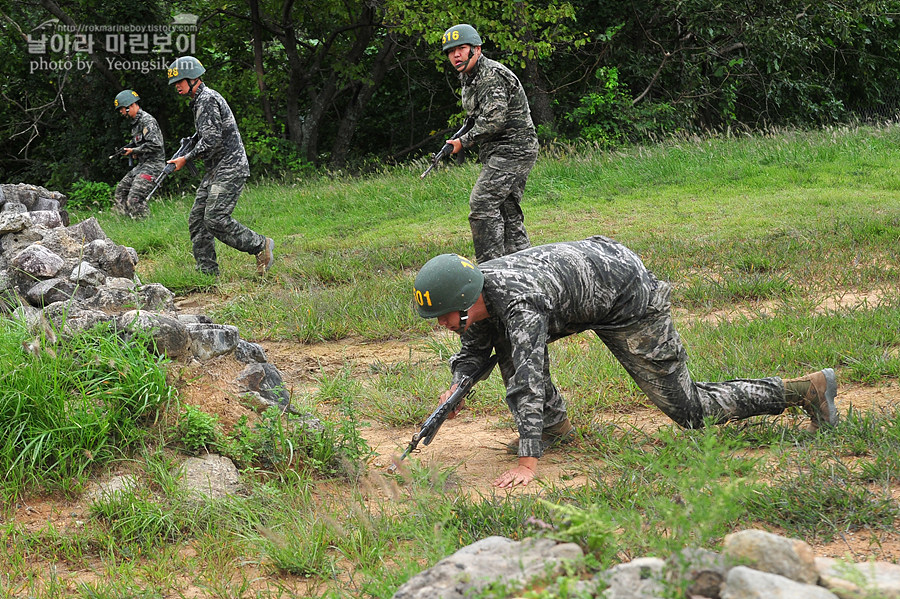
[457,55,539,263]
[450,236,788,458]
[183,83,267,275]
[114,109,165,218]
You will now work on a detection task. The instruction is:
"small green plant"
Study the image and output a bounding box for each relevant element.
[176,405,220,453]
[68,178,113,212]
[744,450,900,540]
[223,403,372,477]
[257,518,335,577]
[566,67,633,147]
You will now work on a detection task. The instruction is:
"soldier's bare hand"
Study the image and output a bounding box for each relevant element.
[439,384,464,419]
[446,138,463,154]
[168,156,187,171]
[492,457,538,488]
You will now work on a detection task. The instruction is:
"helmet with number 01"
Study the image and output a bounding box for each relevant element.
[167,55,206,84]
[413,254,484,318]
[441,24,482,53]
[114,89,140,109]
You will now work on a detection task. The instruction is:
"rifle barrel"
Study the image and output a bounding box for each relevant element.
[388,354,497,470]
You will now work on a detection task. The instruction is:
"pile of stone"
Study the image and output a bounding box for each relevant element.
[393,529,900,598]
[0,183,295,414]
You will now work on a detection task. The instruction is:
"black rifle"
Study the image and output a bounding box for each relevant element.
[392,354,498,468]
[420,117,475,179]
[145,133,200,202]
[109,143,136,167]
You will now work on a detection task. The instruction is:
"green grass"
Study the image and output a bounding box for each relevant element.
[4,122,900,597]
[94,123,900,346]
[0,320,172,502]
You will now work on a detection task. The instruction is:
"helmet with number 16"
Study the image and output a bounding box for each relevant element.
[441,24,482,53]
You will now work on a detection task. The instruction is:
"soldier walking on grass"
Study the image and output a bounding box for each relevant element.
[413,236,839,489]
[165,55,275,277]
[112,90,165,219]
[440,24,539,263]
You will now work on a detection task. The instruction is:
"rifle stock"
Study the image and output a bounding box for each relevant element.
[392,354,498,467]
[145,133,200,202]
[420,117,475,179]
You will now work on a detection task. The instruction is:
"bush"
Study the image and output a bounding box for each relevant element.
[176,405,220,453]
[565,67,633,147]
[0,320,172,501]
[223,402,372,478]
[68,178,113,212]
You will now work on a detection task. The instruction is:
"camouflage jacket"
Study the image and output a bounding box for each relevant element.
[128,109,165,166]
[450,236,658,457]
[457,55,538,159]
[184,83,250,179]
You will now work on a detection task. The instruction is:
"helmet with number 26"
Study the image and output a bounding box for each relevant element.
[413,254,484,318]
[441,24,482,53]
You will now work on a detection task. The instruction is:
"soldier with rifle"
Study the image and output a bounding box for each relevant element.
[439,24,539,263]
[413,239,839,488]
[112,89,165,219]
[165,55,275,277]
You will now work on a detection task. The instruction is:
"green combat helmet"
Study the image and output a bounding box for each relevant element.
[441,24,482,52]
[167,55,206,84]
[413,254,484,318]
[114,89,140,109]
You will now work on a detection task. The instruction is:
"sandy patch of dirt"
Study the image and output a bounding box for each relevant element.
[173,335,900,499]
[679,287,894,324]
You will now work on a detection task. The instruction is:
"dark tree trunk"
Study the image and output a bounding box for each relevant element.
[522,57,555,130]
[330,37,398,169]
[512,2,554,131]
[248,0,274,128]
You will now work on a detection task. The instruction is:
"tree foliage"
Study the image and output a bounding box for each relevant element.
[1,0,898,190]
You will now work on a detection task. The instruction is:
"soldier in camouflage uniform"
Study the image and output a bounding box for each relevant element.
[413,236,839,488]
[113,90,165,219]
[166,56,275,277]
[441,24,539,263]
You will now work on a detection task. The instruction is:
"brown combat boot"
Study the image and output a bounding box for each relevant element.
[784,368,838,432]
[255,237,275,274]
[505,418,576,455]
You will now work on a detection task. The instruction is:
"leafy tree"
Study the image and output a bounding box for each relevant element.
[3,0,900,187]
[600,0,900,129]
[0,0,193,188]
[384,0,581,131]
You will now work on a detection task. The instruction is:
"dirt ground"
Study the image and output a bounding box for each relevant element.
[8,323,900,595]
[190,335,900,562]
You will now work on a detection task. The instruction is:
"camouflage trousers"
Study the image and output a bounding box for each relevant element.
[189,174,266,276]
[114,161,164,218]
[596,281,787,428]
[503,280,789,441]
[469,149,537,263]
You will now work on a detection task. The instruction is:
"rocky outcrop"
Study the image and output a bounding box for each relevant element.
[393,536,584,599]
[0,182,302,416]
[392,529,900,599]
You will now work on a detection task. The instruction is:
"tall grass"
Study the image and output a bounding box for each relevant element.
[0,320,172,501]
